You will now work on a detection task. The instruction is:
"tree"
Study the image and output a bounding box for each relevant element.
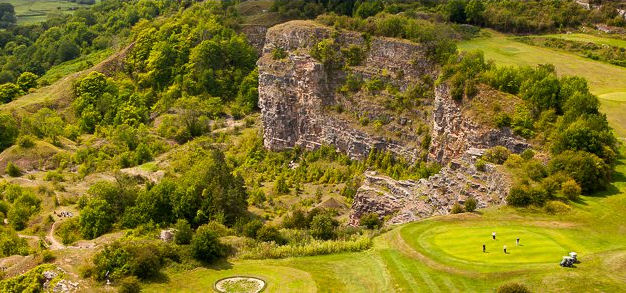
[0,83,21,104]
[174,96,221,138]
[174,219,192,245]
[274,175,289,194]
[0,3,16,29]
[310,213,337,240]
[79,198,115,239]
[242,219,263,238]
[548,150,611,193]
[235,69,259,114]
[354,1,383,19]
[191,225,225,263]
[445,0,467,23]
[16,72,38,92]
[0,114,18,151]
[465,0,485,25]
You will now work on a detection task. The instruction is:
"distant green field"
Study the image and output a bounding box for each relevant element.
[541,33,626,49]
[0,0,95,25]
[459,30,626,139]
[144,145,626,292]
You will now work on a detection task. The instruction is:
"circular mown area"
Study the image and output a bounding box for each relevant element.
[214,276,266,293]
[406,223,572,266]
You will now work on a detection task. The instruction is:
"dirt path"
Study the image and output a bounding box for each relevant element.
[46,220,66,250]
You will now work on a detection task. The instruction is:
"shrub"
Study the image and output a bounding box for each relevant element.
[464,197,478,212]
[310,213,338,240]
[5,162,21,177]
[174,219,192,245]
[79,198,115,239]
[545,201,571,214]
[483,146,510,164]
[496,282,530,293]
[41,250,55,263]
[242,220,263,238]
[56,218,80,245]
[561,179,582,201]
[475,159,486,171]
[118,276,141,293]
[523,160,547,181]
[272,47,287,60]
[274,175,289,194]
[191,225,225,263]
[360,213,382,229]
[451,203,465,214]
[16,135,35,148]
[504,154,524,168]
[521,149,535,160]
[256,226,286,245]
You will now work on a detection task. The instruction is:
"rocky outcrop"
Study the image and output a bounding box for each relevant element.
[258,20,529,226]
[258,21,436,161]
[241,25,268,54]
[349,150,510,225]
[429,85,529,164]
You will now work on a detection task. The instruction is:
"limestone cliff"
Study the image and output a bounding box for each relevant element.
[258,20,437,161]
[258,20,529,225]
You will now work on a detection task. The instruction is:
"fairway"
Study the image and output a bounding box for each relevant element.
[0,0,95,25]
[460,30,626,139]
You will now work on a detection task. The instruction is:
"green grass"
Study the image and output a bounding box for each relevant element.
[540,33,626,49]
[459,29,626,139]
[0,0,96,25]
[143,145,626,292]
[39,49,112,85]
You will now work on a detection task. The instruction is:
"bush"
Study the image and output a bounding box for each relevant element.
[191,225,225,263]
[79,198,115,239]
[282,210,308,229]
[310,213,338,240]
[16,135,35,148]
[272,47,287,60]
[451,203,465,214]
[545,201,571,215]
[475,159,486,171]
[523,160,547,181]
[359,213,382,229]
[242,220,263,238]
[5,162,21,177]
[483,146,510,164]
[118,276,141,293]
[41,250,55,263]
[496,282,530,293]
[560,179,582,201]
[174,219,192,245]
[520,149,535,160]
[256,226,286,245]
[464,197,477,212]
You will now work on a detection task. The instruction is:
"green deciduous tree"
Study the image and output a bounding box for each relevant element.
[0,113,18,151]
[79,198,115,239]
[191,225,225,263]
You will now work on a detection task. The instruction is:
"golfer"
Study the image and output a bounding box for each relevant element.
[503,245,507,254]
[492,232,496,240]
[516,237,520,246]
[483,244,486,253]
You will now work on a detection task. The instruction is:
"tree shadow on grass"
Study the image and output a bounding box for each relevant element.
[143,271,171,284]
[205,258,234,271]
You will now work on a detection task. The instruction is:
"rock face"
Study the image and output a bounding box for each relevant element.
[429,85,529,164]
[258,20,529,226]
[348,151,510,225]
[258,20,436,161]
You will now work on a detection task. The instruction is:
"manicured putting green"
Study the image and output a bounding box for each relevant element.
[423,225,569,264]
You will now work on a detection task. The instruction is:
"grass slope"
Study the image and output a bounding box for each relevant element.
[459,30,626,139]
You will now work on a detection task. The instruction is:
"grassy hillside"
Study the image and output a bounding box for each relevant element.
[459,30,626,139]
[145,147,626,291]
[0,0,96,25]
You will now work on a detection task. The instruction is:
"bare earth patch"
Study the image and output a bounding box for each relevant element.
[215,276,266,293]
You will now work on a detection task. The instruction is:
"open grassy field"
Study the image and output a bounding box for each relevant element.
[144,145,626,292]
[541,33,626,49]
[0,0,95,25]
[459,30,626,139]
